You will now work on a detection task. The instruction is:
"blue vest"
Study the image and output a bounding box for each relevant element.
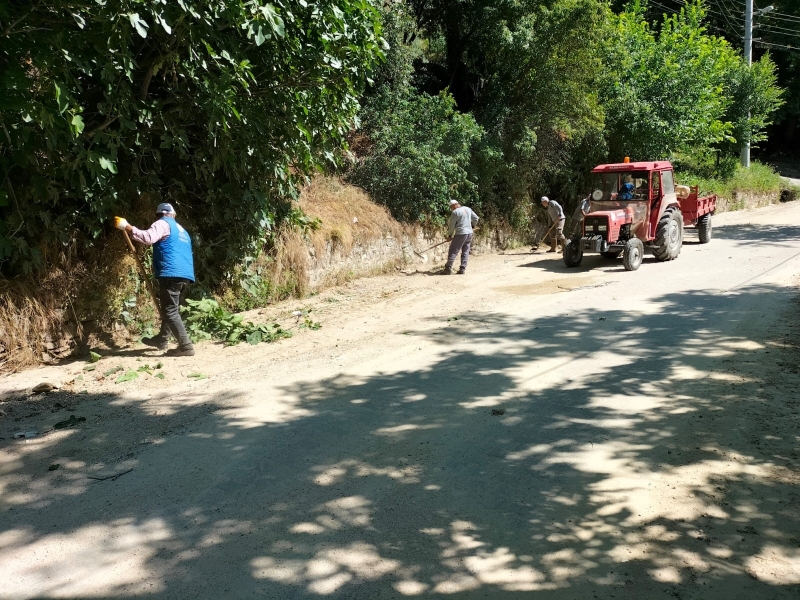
[618,182,635,200]
[153,217,195,282]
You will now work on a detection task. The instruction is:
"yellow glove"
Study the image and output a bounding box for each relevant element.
[114,216,129,230]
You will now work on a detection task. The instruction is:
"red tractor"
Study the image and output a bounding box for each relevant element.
[563,160,716,271]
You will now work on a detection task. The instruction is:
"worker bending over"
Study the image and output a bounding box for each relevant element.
[115,203,196,357]
[541,196,566,252]
[445,199,479,275]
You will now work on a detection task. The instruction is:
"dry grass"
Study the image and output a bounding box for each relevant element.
[0,266,81,373]
[270,227,310,299]
[0,235,148,375]
[299,176,403,257]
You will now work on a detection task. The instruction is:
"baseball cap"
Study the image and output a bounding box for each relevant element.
[540,196,549,203]
[156,202,176,215]
[449,199,459,206]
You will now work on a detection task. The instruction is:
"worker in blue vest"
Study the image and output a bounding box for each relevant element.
[115,203,196,357]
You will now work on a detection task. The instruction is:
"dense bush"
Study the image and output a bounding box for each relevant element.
[0,0,384,282]
[349,90,483,224]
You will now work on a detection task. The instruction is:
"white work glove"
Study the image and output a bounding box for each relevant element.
[114,216,129,230]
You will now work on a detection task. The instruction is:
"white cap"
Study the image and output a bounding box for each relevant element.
[540,196,549,203]
[449,199,459,206]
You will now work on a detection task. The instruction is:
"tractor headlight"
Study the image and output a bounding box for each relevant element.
[598,225,607,232]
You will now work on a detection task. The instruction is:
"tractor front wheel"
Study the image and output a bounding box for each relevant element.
[653,207,683,261]
[697,214,712,243]
[623,238,644,271]
[563,238,583,268]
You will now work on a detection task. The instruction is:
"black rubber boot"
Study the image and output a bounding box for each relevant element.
[457,268,466,274]
[443,267,453,275]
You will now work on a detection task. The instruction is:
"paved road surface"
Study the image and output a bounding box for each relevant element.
[2,203,800,599]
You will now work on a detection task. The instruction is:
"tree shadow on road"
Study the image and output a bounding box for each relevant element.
[1,285,799,599]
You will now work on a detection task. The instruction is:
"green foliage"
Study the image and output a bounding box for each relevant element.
[349,90,483,224]
[115,370,139,384]
[603,1,733,159]
[345,2,483,225]
[181,297,292,345]
[722,56,784,154]
[0,0,384,280]
[602,1,783,161]
[677,160,785,199]
[468,0,610,209]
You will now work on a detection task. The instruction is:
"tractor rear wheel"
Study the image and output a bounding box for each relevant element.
[697,214,712,243]
[563,238,583,268]
[623,238,644,271]
[653,207,683,261]
[600,250,623,259]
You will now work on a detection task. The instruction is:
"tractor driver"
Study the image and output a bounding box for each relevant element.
[617,175,635,200]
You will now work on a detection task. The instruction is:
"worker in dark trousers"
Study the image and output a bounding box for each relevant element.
[570,195,592,235]
[115,203,196,356]
[541,196,566,252]
[444,199,479,274]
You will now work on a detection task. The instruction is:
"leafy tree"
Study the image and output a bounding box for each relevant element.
[467,0,609,214]
[347,2,483,224]
[0,0,384,281]
[602,1,782,162]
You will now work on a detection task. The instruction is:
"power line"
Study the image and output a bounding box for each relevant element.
[757,25,800,39]
[755,21,800,34]
[763,12,800,24]
[754,40,800,55]
[712,0,746,37]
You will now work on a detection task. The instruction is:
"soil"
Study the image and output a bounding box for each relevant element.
[2,202,800,599]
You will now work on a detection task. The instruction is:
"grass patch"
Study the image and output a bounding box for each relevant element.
[677,161,784,200]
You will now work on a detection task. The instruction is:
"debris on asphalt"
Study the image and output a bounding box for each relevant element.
[53,415,86,430]
[32,383,58,394]
[115,370,139,384]
[48,464,60,471]
[491,408,505,416]
[88,468,133,482]
[14,431,38,439]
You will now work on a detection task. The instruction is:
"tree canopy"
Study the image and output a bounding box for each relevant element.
[0,0,384,279]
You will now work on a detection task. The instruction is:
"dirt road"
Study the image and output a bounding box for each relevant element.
[2,203,800,599]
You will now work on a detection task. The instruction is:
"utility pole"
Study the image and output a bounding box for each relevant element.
[741,2,774,168]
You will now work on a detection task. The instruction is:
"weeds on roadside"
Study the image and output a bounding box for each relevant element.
[677,161,784,199]
[182,298,293,346]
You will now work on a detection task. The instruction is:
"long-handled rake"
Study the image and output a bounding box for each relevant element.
[405,239,451,259]
[531,222,557,252]
[120,229,160,312]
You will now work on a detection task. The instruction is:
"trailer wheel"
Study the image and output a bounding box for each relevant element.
[563,238,583,268]
[653,207,683,261]
[600,250,623,259]
[623,238,644,271]
[697,214,712,243]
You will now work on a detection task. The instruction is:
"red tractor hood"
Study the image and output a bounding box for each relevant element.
[586,207,634,225]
